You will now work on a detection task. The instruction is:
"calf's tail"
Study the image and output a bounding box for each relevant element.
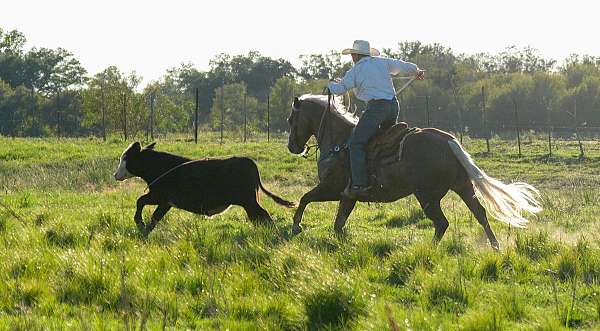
[448,139,542,228]
[259,181,296,208]
[247,158,296,208]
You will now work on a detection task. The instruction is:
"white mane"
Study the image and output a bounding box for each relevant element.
[297,94,359,126]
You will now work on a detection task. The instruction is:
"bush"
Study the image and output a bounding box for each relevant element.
[388,244,436,286]
[303,280,366,330]
[515,231,558,261]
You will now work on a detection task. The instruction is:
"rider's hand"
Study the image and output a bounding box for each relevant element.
[416,69,425,80]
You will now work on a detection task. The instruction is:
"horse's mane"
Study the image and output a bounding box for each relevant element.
[298,94,358,126]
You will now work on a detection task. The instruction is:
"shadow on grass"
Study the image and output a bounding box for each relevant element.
[385,208,429,229]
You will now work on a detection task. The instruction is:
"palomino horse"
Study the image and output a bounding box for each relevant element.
[287,94,541,249]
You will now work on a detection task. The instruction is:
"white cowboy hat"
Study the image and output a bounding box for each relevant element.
[341,40,380,56]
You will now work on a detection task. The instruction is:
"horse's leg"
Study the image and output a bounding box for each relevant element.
[143,204,171,237]
[333,198,357,233]
[292,185,339,235]
[456,185,500,250]
[415,192,449,243]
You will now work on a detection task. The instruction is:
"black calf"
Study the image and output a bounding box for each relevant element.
[114,142,295,236]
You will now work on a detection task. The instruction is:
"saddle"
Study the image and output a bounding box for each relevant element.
[317,121,419,185]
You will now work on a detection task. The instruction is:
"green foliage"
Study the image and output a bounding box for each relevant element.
[302,276,366,330]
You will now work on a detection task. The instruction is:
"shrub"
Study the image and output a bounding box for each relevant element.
[303,280,366,330]
[388,244,436,286]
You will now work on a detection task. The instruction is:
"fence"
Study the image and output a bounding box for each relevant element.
[4,84,600,159]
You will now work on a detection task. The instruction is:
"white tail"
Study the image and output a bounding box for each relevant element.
[448,140,542,227]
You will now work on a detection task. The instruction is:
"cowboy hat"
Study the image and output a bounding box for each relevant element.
[341,40,380,56]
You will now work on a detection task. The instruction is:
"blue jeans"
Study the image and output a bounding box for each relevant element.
[349,98,399,187]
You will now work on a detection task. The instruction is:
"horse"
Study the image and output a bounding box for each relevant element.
[286,94,542,249]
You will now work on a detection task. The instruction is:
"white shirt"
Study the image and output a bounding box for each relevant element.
[328,56,418,102]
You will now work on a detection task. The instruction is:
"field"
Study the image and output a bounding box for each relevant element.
[2,134,600,330]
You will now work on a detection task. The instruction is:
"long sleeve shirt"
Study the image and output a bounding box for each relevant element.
[328,56,418,102]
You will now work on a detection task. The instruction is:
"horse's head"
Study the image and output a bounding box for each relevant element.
[287,97,318,154]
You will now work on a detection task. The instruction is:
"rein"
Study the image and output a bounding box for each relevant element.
[301,90,332,160]
[144,160,196,192]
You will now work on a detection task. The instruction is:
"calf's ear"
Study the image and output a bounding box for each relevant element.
[293,97,301,109]
[132,142,141,151]
[145,142,156,150]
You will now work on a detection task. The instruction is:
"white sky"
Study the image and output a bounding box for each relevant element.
[1,0,598,84]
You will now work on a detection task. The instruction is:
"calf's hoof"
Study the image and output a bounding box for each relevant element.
[135,220,145,234]
[291,224,303,235]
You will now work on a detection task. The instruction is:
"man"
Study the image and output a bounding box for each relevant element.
[328,40,424,199]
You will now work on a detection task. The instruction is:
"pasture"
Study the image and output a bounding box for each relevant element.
[1,135,600,330]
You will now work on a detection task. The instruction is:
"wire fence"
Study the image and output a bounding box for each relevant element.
[5,84,600,158]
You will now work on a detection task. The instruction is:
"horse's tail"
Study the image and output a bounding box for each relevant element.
[448,139,542,227]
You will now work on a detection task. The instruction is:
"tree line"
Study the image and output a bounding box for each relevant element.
[1,27,599,139]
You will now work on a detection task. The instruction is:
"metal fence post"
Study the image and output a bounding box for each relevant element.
[220,81,224,144]
[101,83,106,142]
[513,98,521,156]
[482,86,490,153]
[243,91,247,143]
[194,87,199,144]
[425,95,430,127]
[151,92,155,141]
[267,93,270,142]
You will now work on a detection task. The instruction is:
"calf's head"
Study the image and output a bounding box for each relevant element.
[114,142,156,181]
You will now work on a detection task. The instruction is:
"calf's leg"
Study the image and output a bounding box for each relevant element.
[243,200,274,225]
[135,193,158,233]
[143,204,171,237]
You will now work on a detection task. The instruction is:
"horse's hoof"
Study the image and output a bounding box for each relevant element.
[334,225,345,234]
[491,241,500,251]
[291,224,303,235]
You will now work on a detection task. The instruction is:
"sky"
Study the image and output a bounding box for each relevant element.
[1,0,598,84]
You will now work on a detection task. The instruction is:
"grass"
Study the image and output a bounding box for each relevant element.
[1,134,600,329]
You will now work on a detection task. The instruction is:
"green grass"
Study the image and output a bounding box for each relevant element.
[1,134,600,329]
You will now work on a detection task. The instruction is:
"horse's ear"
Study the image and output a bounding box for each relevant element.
[293,97,301,110]
[145,142,156,150]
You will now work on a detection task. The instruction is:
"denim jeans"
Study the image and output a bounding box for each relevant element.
[348,98,399,187]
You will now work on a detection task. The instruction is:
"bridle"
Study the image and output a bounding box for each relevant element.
[290,91,333,160]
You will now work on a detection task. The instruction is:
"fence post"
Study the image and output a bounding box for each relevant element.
[425,95,430,127]
[267,93,270,142]
[220,80,224,144]
[243,91,247,143]
[123,92,128,141]
[547,104,552,156]
[482,86,490,153]
[101,84,106,142]
[150,92,155,141]
[513,98,521,157]
[194,88,199,144]
[56,90,61,137]
[574,99,584,159]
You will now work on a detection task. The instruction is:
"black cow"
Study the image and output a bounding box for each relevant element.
[114,142,295,236]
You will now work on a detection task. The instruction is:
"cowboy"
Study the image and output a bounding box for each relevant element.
[328,40,424,199]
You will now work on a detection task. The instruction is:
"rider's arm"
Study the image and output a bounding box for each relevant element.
[386,58,418,76]
[328,68,355,95]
